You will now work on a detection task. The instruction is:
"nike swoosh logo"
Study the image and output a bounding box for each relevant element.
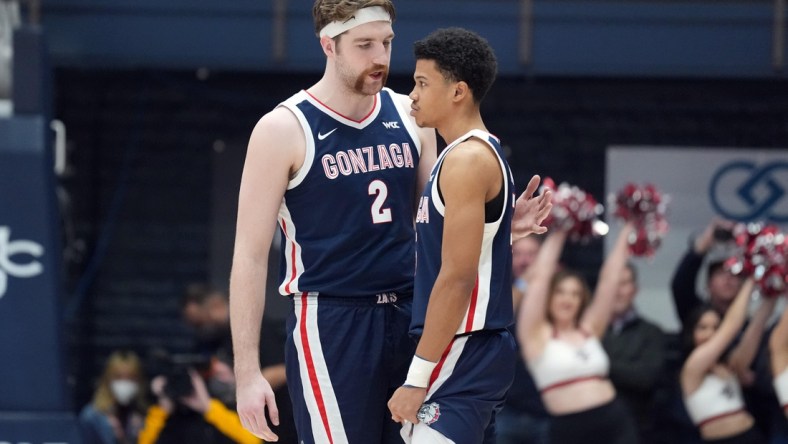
[317,128,337,140]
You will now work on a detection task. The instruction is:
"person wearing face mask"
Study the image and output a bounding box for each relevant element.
[79,350,148,444]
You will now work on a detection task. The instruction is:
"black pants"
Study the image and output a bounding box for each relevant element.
[702,426,765,444]
[550,397,639,444]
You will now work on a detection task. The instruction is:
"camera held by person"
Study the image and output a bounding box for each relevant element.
[159,353,213,409]
[138,352,260,444]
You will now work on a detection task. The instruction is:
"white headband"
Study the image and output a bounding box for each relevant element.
[319,6,391,38]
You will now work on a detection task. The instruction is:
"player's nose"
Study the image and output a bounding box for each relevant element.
[372,48,389,66]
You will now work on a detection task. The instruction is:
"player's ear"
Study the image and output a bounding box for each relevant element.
[453,81,470,103]
[320,35,336,57]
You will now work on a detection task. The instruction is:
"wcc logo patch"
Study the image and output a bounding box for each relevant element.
[417,402,441,425]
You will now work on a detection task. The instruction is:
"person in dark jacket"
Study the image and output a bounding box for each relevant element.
[671,218,742,329]
[603,262,665,444]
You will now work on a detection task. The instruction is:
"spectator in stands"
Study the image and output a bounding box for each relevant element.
[180,283,297,442]
[180,284,238,405]
[79,350,147,444]
[137,366,260,444]
[602,262,665,444]
[181,283,233,362]
[671,218,743,329]
[680,278,768,443]
[518,223,638,443]
[498,235,551,444]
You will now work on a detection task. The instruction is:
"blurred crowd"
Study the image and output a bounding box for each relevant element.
[76,218,788,444]
[77,283,296,444]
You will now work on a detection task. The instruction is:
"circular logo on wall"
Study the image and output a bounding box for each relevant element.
[709,160,788,222]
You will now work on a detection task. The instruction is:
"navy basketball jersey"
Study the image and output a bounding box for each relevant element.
[411,129,514,335]
[275,88,421,297]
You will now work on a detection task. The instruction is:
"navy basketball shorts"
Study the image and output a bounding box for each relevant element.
[285,291,416,444]
[402,329,517,444]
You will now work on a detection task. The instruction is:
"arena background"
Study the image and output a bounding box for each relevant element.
[0,0,786,441]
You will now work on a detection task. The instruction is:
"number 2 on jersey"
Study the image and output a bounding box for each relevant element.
[368,179,393,224]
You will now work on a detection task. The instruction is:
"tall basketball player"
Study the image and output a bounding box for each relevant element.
[231,2,434,443]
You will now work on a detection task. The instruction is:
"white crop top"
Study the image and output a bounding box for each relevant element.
[774,367,788,408]
[527,333,610,392]
[684,373,745,426]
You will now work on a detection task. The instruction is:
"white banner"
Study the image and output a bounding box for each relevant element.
[605,147,788,332]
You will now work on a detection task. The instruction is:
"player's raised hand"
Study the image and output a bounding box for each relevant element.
[236,372,280,442]
[512,175,553,241]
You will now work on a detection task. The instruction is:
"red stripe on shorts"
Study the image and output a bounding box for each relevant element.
[299,293,334,444]
[464,276,480,333]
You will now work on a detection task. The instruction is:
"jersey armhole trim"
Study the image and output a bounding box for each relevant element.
[466,130,508,227]
[277,100,315,190]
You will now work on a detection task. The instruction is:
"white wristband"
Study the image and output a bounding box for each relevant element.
[404,355,438,388]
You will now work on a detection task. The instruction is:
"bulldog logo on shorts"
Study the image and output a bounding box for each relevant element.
[417,402,441,425]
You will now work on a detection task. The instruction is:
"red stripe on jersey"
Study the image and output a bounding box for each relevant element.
[696,409,745,428]
[281,218,297,294]
[464,276,480,333]
[304,90,378,123]
[539,375,605,393]
[428,339,456,390]
[299,293,334,444]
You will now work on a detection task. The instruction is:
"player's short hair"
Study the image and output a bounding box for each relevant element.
[413,27,497,104]
[312,0,396,37]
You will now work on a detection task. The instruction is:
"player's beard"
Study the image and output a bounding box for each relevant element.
[337,59,388,96]
[353,64,389,95]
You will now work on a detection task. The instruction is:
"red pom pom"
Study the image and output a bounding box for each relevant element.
[539,178,606,244]
[611,183,670,257]
[726,223,788,298]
